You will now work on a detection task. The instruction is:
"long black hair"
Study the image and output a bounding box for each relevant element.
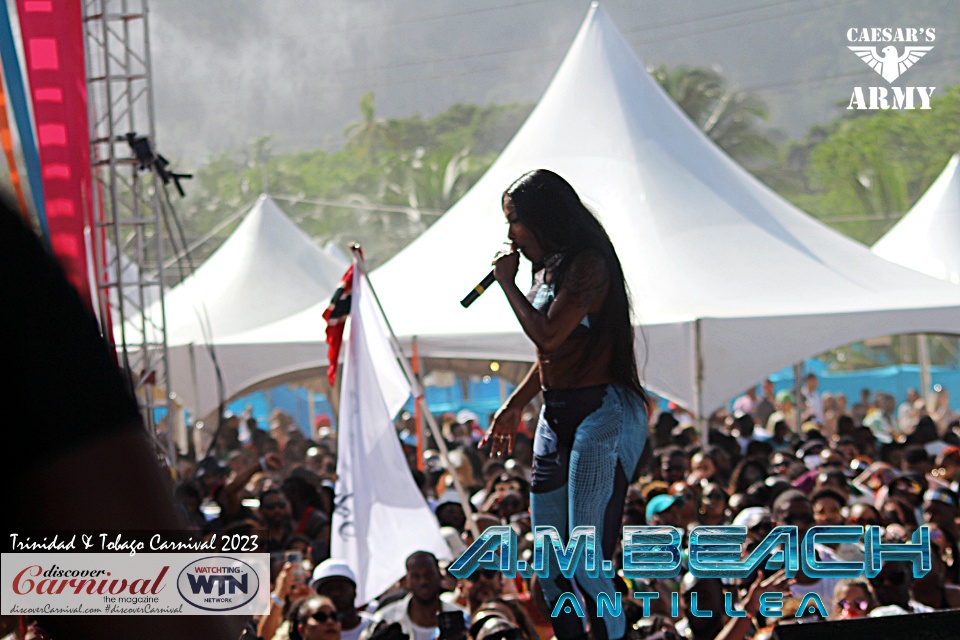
[504,169,647,407]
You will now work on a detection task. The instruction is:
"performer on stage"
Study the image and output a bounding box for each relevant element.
[481,169,649,640]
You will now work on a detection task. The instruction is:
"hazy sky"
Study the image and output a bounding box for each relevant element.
[148,0,959,162]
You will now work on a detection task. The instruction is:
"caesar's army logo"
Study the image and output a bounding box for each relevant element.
[846,27,936,110]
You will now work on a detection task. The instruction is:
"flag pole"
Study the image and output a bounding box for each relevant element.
[413,336,425,472]
[351,245,480,538]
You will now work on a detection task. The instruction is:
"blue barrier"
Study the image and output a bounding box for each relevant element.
[225,387,336,436]
[220,363,957,436]
[737,362,959,411]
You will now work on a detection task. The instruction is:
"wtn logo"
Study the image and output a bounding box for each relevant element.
[177,557,261,612]
[846,27,936,110]
[186,573,248,596]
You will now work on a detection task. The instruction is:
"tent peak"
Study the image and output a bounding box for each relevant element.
[372,3,960,416]
[872,153,960,284]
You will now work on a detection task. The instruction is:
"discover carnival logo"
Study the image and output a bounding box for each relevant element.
[176,557,260,612]
[2,552,269,615]
[846,27,936,110]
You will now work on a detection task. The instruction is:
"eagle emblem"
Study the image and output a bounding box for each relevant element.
[848,45,934,83]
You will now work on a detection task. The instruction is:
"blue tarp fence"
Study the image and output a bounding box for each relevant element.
[189,361,956,434]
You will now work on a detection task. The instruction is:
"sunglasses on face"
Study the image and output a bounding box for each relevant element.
[470,569,502,581]
[838,598,869,611]
[261,502,287,510]
[703,492,726,502]
[309,609,343,624]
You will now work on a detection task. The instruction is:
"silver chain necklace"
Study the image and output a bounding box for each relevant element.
[538,252,564,272]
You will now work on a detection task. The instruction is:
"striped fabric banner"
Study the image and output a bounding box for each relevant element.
[0,1,48,240]
[15,0,96,309]
[0,71,30,219]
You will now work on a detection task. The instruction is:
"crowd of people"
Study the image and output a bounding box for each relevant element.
[9,176,960,640]
[155,371,959,640]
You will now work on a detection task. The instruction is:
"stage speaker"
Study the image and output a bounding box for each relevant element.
[771,609,960,640]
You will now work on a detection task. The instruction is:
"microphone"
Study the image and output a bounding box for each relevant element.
[460,270,496,308]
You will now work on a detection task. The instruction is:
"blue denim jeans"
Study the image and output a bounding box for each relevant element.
[531,384,648,640]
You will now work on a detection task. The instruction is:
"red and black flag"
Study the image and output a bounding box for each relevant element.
[322,263,355,386]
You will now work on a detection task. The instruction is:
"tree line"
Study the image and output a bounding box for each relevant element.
[177,68,959,272]
[169,67,960,370]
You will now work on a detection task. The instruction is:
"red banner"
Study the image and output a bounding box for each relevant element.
[16,0,95,309]
[322,263,355,386]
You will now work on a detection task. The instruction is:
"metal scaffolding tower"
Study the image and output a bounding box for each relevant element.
[83,0,174,460]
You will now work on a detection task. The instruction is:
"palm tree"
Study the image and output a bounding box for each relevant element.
[650,64,777,166]
[343,92,389,159]
[404,146,473,213]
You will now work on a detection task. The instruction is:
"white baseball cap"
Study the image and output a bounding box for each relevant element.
[311,559,357,590]
[456,410,479,424]
[732,506,771,530]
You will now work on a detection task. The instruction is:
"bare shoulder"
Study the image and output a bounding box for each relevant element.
[570,249,608,272]
[560,249,610,309]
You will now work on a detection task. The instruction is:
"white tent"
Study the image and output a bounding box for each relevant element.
[872,153,960,285]
[132,195,348,419]
[871,153,960,398]
[160,194,347,343]
[371,3,960,416]
[172,295,344,422]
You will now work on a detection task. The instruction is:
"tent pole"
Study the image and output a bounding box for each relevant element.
[327,374,341,430]
[354,248,479,538]
[695,319,707,449]
[793,362,803,433]
[188,343,204,458]
[413,336,425,472]
[918,334,932,398]
[307,385,316,438]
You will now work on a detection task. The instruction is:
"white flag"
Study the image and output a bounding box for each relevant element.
[332,263,451,605]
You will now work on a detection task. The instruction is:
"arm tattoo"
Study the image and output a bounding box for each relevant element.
[563,252,608,309]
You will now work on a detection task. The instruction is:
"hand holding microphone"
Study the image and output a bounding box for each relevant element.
[492,242,520,281]
[460,242,518,308]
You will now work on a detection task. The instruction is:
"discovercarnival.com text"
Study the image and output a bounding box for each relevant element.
[9,603,183,614]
